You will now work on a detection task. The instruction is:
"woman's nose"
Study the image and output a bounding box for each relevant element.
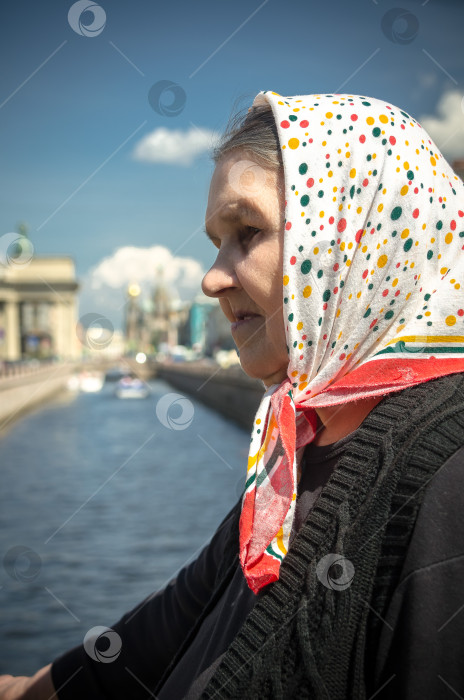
[201,250,238,298]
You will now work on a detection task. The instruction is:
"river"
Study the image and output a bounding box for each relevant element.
[0,378,250,676]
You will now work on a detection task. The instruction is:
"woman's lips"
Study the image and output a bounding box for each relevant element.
[231,315,262,332]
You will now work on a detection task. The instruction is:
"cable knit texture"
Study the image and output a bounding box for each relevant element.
[192,373,464,699]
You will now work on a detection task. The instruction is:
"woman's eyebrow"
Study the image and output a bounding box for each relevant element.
[204,204,265,240]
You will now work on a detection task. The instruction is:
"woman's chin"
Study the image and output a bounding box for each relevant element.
[237,352,288,387]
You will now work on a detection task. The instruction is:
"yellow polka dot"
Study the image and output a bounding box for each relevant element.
[366,116,375,125]
[357,206,362,214]
[291,370,298,377]
[403,162,409,170]
[336,308,341,317]
[379,114,388,124]
[396,324,405,333]
[319,211,324,218]
[377,203,383,213]
[445,232,453,244]
[283,274,289,285]
[298,343,303,350]
[340,241,345,251]
[297,321,304,330]
[299,381,308,391]
[300,374,308,381]
[377,255,388,268]
[392,278,398,286]
[328,170,333,177]
[350,168,356,178]
[256,418,261,424]
[446,315,456,326]
[288,138,299,149]
[303,286,312,298]
[401,228,409,239]
[326,112,333,119]
[455,284,461,290]
[430,156,437,166]
[400,185,409,196]
[440,267,448,275]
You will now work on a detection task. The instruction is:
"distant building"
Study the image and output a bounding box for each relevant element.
[0,254,80,361]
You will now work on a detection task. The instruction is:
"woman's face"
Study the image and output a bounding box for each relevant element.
[202,150,289,387]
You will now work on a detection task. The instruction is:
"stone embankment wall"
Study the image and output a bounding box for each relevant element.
[0,363,76,432]
[156,362,265,431]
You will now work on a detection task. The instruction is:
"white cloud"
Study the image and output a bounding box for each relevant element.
[420,89,464,160]
[79,245,206,330]
[132,126,220,166]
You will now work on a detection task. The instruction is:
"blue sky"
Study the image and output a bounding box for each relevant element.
[1,0,463,328]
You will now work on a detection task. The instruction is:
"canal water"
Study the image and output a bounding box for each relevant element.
[0,378,250,676]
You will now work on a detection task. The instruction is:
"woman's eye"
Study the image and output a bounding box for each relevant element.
[240,226,261,241]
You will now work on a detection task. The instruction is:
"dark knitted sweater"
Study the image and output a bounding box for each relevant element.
[154,372,464,699]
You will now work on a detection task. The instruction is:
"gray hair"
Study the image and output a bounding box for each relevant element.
[212,101,283,172]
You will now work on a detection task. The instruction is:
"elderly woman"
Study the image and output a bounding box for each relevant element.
[2,91,464,699]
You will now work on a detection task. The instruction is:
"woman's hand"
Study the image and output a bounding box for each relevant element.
[0,665,56,700]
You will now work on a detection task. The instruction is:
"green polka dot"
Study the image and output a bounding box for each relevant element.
[300,194,309,206]
[436,220,443,230]
[299,163,308,175]
[318,190,324,198]
[403,238,413,252]
[391,206,402,221]
[385,310,394,320]
[364,308,371,318]
[427,250,433,260]
[301,259,312,274]
[372,127,381,137]
[407,170,414,180]
[322,289,331,302]
[288,313,294,322]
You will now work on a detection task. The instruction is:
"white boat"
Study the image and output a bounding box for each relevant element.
[115,376,150,399]
[67,371,104,393]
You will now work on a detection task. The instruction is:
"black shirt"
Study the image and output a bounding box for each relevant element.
[50,435,464,699]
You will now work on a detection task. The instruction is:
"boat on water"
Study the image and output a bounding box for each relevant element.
[114,375,150,399]
[67,371,104,393]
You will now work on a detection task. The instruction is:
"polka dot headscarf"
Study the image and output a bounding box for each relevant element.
[239,91,464,594]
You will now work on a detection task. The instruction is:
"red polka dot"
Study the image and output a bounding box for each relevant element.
[362,269,368,279]
[370,318,378,329]
[395,290,400,296]
[329,216,334,224]
[320,225,324,230]
[285,222,292,230]
[459,210,464,217]
[451,220,456,230]
[333,263,339,271]
[382,289,389,296]
[412,208,419,219]
[290,256,296,265]
[300,120,309,128]
[281,120,290,129]
[339,353,346,360]
[401,124,405,130]
[337,218,347,233]
[323,334,327,340]
[458,309,464,317]
[362,178,369,187]
[414,187,419,194]
[323,303,328,310]
[300,355,303,360]
[333,286,338,294]
[308,138,313,143]
[307,177,314,188]
[355,229,363,243]
[351,114,358,121]
[359,134,366,143]
[302,334,307,339]
[389,136,396,145]
[326,153,330,159]
[340,187,345,193]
